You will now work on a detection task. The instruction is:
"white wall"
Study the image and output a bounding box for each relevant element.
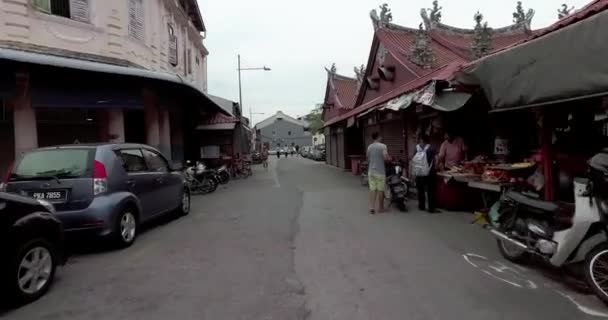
[0,0,207,91]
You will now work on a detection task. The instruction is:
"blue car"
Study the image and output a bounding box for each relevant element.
[2,143,190,248]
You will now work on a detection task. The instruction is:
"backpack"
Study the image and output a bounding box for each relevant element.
[412,144,431,177]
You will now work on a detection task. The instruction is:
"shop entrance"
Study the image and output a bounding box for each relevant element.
[124,109,145,144]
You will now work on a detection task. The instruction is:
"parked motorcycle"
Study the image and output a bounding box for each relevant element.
[487,149,608,304]
[386,162,410,212]
[183,161,217,194]
[216,165,230,184]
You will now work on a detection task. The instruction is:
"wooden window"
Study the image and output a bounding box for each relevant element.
[187,49,192,74]
[168,25,178,66]
[32,0,90,22]
[128,0,144,41]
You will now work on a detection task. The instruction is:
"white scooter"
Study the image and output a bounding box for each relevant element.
[488,150,608,304]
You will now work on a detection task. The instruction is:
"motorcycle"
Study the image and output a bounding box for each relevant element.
[216,164,230,184]
[487,150,608,304]
[183,161,217,194]
[385,162,410,212]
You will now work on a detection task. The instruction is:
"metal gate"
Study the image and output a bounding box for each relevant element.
[381,119,406,160]
[337,131,345,168]
[330,133,338,166]
[364,124,379,148]
[324,133,331,164]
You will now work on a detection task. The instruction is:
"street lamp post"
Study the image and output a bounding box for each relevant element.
[237,54,271,127]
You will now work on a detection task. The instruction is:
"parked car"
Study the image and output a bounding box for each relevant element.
[3,143,190,248]
[268,149,278,155]
[0,192,67,305]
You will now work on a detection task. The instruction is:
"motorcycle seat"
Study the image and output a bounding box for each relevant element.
[506,191,559,213]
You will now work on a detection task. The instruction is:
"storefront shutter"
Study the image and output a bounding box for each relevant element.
[381,120,406,160]
[331,134,338,166]
[128,0,144,41]
[337,131,345,168]
[364,124,379,147]
[70,0,90,23]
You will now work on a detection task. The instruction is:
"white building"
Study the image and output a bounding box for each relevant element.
[0,0,222,172]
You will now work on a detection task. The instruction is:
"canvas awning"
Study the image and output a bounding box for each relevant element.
[456,2,608,111]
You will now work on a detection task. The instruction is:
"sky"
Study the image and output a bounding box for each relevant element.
[198,0,591,126]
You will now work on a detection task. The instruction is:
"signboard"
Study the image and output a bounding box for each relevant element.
[200,145,220,159]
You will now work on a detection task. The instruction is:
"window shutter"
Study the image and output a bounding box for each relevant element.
[33,0,51,13]
[168,35,178,66]
[128,0,144,41]
[70,0,90,23]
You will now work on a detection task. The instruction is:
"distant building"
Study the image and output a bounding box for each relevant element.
[312,133,325,147]
[256,111,311,149]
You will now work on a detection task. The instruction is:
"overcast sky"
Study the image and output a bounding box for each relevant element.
[198,0,591,125]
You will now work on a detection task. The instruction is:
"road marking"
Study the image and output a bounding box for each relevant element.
[463,253,537,289]
[464,253,608,317]
[556,291,608,318]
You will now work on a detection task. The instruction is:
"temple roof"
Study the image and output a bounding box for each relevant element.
[324,69,359,110]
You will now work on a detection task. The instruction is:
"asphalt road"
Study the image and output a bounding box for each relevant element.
[3,157,608,320]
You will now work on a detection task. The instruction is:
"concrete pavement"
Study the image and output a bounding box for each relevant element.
[2,157,608,319]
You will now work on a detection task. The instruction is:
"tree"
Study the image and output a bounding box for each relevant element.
[305,105,324,134]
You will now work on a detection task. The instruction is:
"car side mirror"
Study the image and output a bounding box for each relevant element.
[170,161,184,171]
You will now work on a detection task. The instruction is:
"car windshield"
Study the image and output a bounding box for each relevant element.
[11,149,94,181]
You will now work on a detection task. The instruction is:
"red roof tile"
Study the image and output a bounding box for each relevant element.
[332,74,358,110]
[324,62,461,127]
[199,112,239,125]
[326,16,534,127]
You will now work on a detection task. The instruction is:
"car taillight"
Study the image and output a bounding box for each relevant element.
[0,162,13,192]
[93,160,108,196]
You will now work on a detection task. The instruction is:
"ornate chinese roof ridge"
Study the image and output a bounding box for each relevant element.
[324,66,359,111]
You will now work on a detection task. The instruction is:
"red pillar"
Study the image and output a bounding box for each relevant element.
[540,113,555,201]
[143,89,160,149]
[13,71,37,156]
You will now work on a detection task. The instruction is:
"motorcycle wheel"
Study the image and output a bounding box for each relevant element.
[584,243,608,305]
[361,174,368,186]
[397,199,407,212]
[219,171,230,184]
[497,238,528,263]
[384,186,392,201]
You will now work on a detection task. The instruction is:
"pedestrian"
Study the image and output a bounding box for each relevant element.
[367,132,390,214]
[262,147,269,170]
[277,149,281,159]
[412,134,437,213]
[295,145,300,156]
[438,130,467,171]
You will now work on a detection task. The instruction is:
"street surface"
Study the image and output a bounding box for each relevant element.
[3,157,608,320]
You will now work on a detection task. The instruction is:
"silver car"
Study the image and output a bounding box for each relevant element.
[3,143,190,248]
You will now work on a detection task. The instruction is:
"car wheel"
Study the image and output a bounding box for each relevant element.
[8,239,57,305]
[113,208,138,248]
[177,189,191,216]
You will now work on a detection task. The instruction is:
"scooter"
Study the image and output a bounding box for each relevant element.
[487,150,608,304]
[386,162,410,212]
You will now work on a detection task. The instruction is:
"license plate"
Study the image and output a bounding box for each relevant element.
[29,190,68,203]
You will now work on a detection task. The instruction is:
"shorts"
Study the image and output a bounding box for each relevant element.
[368,173,386,192]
